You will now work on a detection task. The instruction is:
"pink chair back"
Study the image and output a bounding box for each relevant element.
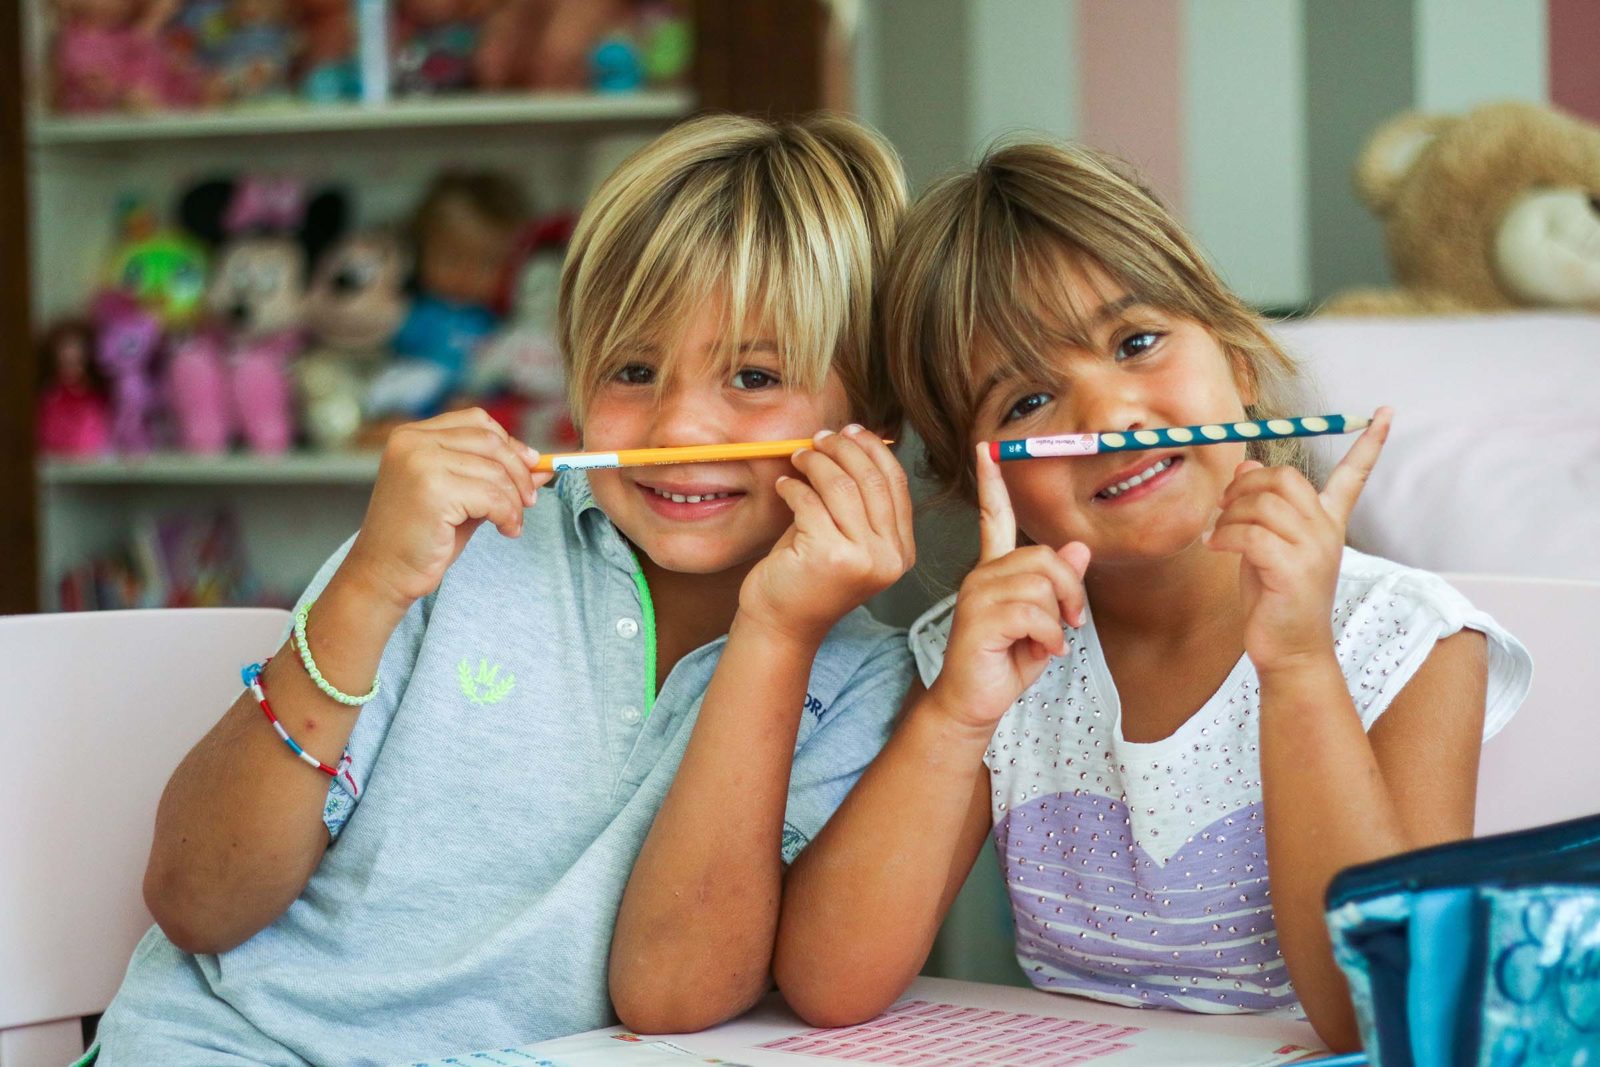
[0,608,288,1066]
[1443,575,1600,836]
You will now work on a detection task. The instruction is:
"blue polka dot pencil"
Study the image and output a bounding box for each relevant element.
[989,413,1372,462]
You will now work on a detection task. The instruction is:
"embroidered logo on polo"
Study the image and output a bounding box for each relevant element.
[458,658,516,705]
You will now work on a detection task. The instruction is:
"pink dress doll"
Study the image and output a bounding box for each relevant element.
[52,0,201,113]
[36,319,112,456]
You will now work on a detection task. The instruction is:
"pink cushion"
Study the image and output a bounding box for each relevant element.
[1275,313,1600,580]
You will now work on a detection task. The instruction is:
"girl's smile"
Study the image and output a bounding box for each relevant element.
[972,275,1254,562]
[1089,453,1182,504]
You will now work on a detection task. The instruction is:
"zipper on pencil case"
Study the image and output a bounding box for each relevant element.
[1325,812,1600,910]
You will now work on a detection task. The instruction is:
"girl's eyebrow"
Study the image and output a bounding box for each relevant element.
[1093,294,1142,324]
[972,295,1143,403]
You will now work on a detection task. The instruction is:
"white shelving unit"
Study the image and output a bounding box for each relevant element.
[29,90,693,146]
[29,88,693,608]
[40,452,383,485]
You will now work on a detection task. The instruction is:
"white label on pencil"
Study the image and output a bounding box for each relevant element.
[1026,434,1099,457]
[552,453,620,471]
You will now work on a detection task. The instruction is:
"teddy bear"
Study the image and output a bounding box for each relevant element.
[1321,100,1600,316]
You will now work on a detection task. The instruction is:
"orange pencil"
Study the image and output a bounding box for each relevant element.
[533,438,893,473]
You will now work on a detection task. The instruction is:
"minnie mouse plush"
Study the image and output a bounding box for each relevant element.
[170,176,348,454]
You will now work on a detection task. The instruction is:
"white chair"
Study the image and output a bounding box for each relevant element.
[1439,575,1600,837]
[0,608,289,1067]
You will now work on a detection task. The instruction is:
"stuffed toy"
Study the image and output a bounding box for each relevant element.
[291,0,357,99]
[214,0,296,101]
[93,292,165,454]
[477,0,631,91]
[365,170,527,419]
[106,198,209,327]
[36,318,112,457]
[50,0,203,113]
[170,175,348,454]
[392,0,482,93]
[637,0,690,87]
[470,213,575,447]
[1323,100,1600,316]
[297,228,410,449]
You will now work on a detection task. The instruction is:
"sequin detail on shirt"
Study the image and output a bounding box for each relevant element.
[908,548,1530,1016]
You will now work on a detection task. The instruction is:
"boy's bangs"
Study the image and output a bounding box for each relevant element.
[588,195,836,400]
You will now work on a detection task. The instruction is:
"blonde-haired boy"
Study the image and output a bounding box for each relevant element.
[93,113,913,1065]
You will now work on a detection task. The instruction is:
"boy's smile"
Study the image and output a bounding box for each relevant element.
[634,474,747,520]
[582,297,851,578]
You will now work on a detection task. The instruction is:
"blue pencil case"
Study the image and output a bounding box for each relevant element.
[1324,812,1600,1066]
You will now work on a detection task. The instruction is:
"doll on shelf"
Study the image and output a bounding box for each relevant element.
[51,0,203,113]
[214,0,297,102]
[468,213,575,447]
[392,0,482,94]
[291,0,358,100]
[477,0,632,91]
[365,170,527,419]
[36,319,112,457]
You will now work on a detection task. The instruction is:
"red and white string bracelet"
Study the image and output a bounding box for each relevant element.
[242,661,359,797]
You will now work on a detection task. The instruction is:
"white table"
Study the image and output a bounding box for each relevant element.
[409,976,1329,1067]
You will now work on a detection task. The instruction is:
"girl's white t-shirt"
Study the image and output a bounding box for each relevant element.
[909,548,1531,1015]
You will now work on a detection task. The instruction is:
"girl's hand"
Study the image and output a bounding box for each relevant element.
[739,425,917,646]
[341,408,553,615]
[926,444,1091,733]
[1205,407,1392,675]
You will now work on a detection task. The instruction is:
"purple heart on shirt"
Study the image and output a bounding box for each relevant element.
[995,793,1292,1011]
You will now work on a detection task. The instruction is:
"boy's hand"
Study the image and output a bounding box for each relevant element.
[342,408,553,616]
[926,444,1090,733]
[739,425,916,646]
[1205,407,1392,676]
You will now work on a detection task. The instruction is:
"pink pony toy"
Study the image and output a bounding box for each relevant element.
[171,175,348,454]
[93,292,165,454]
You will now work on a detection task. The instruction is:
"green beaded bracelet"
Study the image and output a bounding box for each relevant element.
[293,601,381,707]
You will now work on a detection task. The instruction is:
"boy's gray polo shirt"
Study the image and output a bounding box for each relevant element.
[94,471,912,1067]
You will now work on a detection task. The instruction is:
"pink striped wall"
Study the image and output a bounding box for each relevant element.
[1549,0,1600,124]
[1077,0,1185,215]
